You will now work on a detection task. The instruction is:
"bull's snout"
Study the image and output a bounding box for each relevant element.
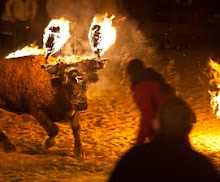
[75,102,88,111]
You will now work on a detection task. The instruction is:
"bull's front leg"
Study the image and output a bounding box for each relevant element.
[0,130,16,152]
[0,100,16,152]
[32,110,59,151]
[69,111,84,159]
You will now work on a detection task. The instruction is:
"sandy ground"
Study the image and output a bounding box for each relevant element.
[0,50,220,181]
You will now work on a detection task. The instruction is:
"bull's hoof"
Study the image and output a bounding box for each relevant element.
[74,147,85,160]
[43,137,56,151]
[3,142,16,153]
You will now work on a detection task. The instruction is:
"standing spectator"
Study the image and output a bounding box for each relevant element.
[33,0,50,47]
[0,0,7,18]
[108,97,220,182]
[0,0,11,49]
[191,0,209,24]
[126,59,174,145]
[4,0,38,48]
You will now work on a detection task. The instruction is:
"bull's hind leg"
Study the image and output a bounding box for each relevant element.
[32,111,59,151]
[0,130,16,152]
[0,99,16,152]
[69,111,84,159]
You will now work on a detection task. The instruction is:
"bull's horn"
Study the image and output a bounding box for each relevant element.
[47,63,61,75]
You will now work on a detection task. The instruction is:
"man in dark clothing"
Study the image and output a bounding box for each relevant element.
[4,0,38,48]
[108,97,220,182]
[127,59,174,145]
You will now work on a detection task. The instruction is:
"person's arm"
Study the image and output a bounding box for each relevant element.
[5,0,15,21]
[133,82,155,145]
[136,110,154,144]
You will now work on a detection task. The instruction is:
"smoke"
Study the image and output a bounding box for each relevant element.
[46,0,161,97]
[46,0,156,57]
[47,0,97,56]
[87,16,159,98]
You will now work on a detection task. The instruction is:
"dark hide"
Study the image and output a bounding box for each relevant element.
[0,55,101,158]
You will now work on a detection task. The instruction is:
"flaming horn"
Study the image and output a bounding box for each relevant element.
[88,14,116,62]
[43,18,70,61]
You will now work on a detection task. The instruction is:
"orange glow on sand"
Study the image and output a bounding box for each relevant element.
[190,130,220,153]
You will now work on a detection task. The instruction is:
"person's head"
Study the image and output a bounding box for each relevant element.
[153,97,196,138]
[126,59,145,76]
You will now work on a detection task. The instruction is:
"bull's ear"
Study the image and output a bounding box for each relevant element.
[47,63,60,75]
[51,77,60,87]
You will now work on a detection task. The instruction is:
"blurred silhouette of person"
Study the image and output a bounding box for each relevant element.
[4,0,38,48]
[0,0,7,18]
[33,0,50,47]
[0,0,12,49]
[108,97,220,182]
[191,0,209,24]
[127,59,175,145]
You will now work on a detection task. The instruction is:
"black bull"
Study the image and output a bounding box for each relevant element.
[0,55,104,158]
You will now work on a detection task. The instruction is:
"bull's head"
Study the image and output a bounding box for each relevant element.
[46,63,88,111]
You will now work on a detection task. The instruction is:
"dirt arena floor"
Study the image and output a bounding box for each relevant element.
[0,49,220,181]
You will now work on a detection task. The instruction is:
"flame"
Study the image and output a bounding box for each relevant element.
[43,18,70,60]
[208,58,220,118]
[5,44,45,59]
[5,15,116,62]
[5,18,71,60]
[88,14,116,58]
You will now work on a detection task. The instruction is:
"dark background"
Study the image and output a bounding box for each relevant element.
[121,0,220,49]
[1,0,220,51]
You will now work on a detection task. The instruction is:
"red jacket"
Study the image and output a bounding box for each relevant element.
[133,81,172,144]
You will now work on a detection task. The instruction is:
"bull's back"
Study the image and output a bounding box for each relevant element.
[0,55,57,112]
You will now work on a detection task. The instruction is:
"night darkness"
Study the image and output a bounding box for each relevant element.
[1,0,220,50]
[0,0,220,181]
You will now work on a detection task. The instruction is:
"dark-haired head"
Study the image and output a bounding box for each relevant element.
[157,97,196,138]
[127,59,145,75]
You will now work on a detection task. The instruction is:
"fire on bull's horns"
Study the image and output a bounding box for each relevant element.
[0,13,117,159]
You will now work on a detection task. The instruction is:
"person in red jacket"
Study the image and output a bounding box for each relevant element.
[127,59,175,145]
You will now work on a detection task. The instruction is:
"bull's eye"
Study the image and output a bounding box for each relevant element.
[73,76,83,84]
[70,76,77,83]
